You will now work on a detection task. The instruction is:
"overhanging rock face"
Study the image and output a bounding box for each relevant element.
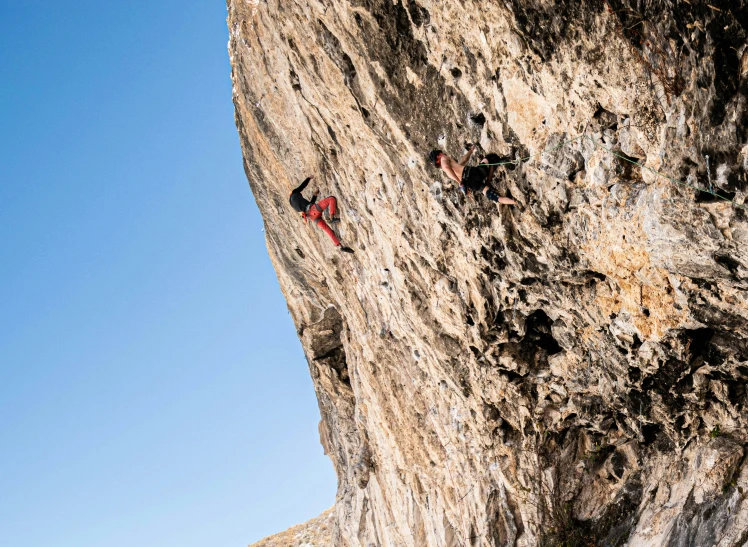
[228,0,748,544]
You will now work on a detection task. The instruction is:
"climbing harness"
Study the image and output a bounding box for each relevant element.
[477,133,748,212]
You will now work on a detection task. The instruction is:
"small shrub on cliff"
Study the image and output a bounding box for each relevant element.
[539,501,598,547]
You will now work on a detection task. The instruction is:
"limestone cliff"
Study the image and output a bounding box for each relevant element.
[229,0,748,544]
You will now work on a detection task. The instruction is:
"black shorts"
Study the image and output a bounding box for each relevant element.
[461,164,489,192]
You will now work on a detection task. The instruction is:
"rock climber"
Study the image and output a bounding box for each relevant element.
[429,145,517,205]
[289,176,354,253]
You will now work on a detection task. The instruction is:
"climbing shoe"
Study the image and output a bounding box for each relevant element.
[339,246,354,254]
[485,188,500,202]
[330,215,340,223]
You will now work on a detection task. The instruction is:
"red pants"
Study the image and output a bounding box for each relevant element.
[306,196,340,246]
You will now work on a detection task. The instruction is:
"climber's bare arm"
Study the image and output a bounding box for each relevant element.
[486,164,496,184]
[457,145,475,166]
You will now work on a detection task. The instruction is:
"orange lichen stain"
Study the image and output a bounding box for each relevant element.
[504,76,551,144]
[582,205,689,341]
[577,325,603,346]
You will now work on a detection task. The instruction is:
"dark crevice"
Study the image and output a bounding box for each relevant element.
[715,254,741,276]
[641,423,661,445]
[695,187,737,203]
[470,112,486,126]
[308,307,351,386]
[525,310,562,356]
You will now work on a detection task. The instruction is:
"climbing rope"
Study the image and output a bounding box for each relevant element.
[584,136,748,212]
[481,134,584,167]
[478,133,748,212]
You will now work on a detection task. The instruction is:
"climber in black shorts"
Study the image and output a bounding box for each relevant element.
[429,145,516,205]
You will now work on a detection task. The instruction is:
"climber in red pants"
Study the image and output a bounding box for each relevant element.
[289,176,354,253]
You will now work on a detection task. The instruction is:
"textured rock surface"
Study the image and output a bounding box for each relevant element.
[250,508,334,546]
[229,0,748,544]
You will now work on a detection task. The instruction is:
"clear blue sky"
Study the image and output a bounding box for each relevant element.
[0,2,336,546]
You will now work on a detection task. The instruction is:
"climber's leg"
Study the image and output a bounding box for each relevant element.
[315,218,341,246]
[483,187,516,205]
[316,196,338,221]
[480,157,496,184]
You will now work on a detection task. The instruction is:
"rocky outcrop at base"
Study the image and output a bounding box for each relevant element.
[229,0,748,545]
[250,508,334,547]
